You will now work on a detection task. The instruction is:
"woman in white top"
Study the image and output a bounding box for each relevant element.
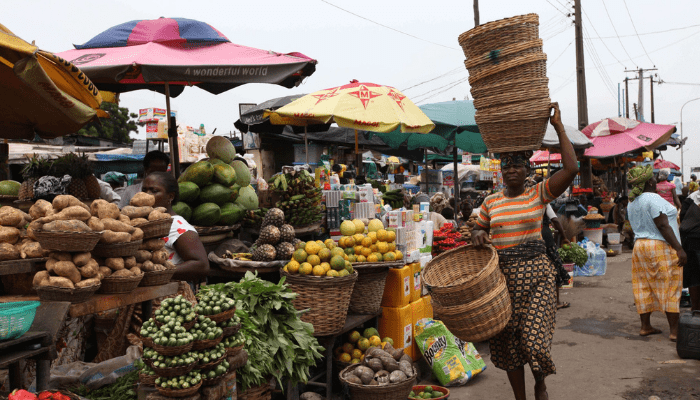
[141,172,209,281]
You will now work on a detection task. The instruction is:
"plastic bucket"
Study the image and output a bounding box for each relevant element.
[609,243,622,255]
[607,233,621,244]
[583,228,603,244]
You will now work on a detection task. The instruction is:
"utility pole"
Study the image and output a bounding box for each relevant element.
[624,68,657,121]
[574,0,593,188]
[649,77,655,123]
[473,0,479,26]
[625,78,630,118]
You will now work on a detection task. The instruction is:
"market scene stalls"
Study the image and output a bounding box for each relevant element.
[1,3,700,400]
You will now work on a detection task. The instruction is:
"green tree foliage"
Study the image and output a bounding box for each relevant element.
[77,102,138,143]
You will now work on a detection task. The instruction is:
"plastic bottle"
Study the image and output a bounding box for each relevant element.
[593,244,607,275]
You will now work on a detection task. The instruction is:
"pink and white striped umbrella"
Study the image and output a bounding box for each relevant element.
[582,117,640,137]
[582,117,676,158]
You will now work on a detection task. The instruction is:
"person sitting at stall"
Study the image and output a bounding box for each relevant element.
[141,171,209,282]
[472,103,578,400]
[103,171,127,198]
[440,207,458,227]
[119,151,170,208]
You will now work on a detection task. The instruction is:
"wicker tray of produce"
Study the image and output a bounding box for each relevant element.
[195,354,225,371]
[144,359,195,377]
[98,273,144,294]
[156,381,202,398]
[202,373,226,387]
[205,308,236,324]
[208,251,285,273]
[340,363,417,400]
[139,372,156,386]
[192,335,223,351]
[221,323,241,338]
[136,218,172,239]
[0,257,47,270]
[141,336,154,348]
[34,284,100,304]
[195,225,239,236]
[151,341,193,357]
[139,268,177,287]
[226,344,244,358]
[33,230,102,252]
[91,240,142,258]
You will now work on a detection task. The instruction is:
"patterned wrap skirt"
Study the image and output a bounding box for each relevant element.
[631,238,682,314]
[490,241,557,377]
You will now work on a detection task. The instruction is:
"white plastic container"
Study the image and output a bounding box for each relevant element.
[609,243,622,255]
[607,233,621,244]
[583,228,603,244]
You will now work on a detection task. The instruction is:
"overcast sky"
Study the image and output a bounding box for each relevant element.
[5,0,700,177]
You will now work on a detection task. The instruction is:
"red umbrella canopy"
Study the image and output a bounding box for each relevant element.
[582,117,676,158]
[530,150,561,165]
[654,159,680,171]
[56,17,317,96]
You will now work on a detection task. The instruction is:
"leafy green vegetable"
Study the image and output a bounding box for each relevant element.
[201,271,324,391]
[557,243,588,267]
[70,370,139,400]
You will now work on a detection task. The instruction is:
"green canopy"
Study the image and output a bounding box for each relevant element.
[372,100,487,153]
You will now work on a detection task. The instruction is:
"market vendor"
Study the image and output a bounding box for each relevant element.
[472,103,579,400]
[119,151,170,208]
[141,171,209,282]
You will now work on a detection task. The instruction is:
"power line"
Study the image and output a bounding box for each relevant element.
[319,0,459,51]
[596,28,700,68]
[415,78,469,105]
[581,9,625,67]
[586,23,700,39]
[551,72,576,95]
[412,77,469,102]
[622,0,655,66]
[401,67,464,92]
[600,0,638,64]
[659,81,700,87]
[548,40,573,68]
[545,0,570,17]
[582,24,617,99]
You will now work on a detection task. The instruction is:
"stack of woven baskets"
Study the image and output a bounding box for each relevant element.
[458,13,550,153]
[421,245,511,343]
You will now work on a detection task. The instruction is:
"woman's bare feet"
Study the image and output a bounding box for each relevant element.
[535,380,549,400]
[639,327,662,336]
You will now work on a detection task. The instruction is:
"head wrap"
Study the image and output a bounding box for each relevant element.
[658,168,670,181]
[627,164,653,201]
[499,151,533,170]
[104,171,126,184]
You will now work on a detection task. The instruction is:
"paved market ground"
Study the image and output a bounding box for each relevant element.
[430,251,700,400]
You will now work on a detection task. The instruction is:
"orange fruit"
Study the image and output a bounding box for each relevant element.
[330,255,346,271]
[352,219,365,234]
[386,230,396,242]
[367,254,378,263]
[377,241,389,254]
[326,270,339,277]
[348,331,361,343]
[383,251,396,261]
[339,353,352,363]
[330,247,345,258]
[367,232,378,243]
[305,241,321,255]
[350,358,360,364]
[369,335,381,347]
[352,233,365,245]
[361,247,373,257]
[318,248,331,262]
[320,262,331,273]
[388,242,396,252]
[356,255,367,263]
[357,338,370,351]
[312,265,326,276]
[287,261,300,274]
[354,245,364,255]
[352,349,363,359]
[370,244,378,253]
[377,229,388,242]
[299,263,313,275]
[293,249,307,263]
[307,254,321,266]
[324,239,336,249]
[340,220,356,236]
[395,250,403,260]
[361,236,373,247]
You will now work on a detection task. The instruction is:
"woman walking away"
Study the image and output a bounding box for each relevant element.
[656,168,681,209]
[472,103,579,400]
[626,165,686,341]
[679,187,700,311]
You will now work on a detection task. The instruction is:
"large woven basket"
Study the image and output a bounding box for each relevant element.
[192,335,223,351]
[33,230,101,252]
[458,13,539,59]
[465,39,543,79]
[144,359,194,377]
[472,78,550,110]
[237,382,271,400]
[206,308,237,324]
[339,364,417,400]
[475,110,551,153]
[98,273,144,294]
[139,268,176,287]
[91,240,142,258]
[34,284,100,304]
[468,53,547,89]
[432,274,512,343]
[136,218,172,239]
[151,341,193,357]
[156,381,201,398]
[422,245,501,307]
[348,267,389,315]
[281,269,357,336]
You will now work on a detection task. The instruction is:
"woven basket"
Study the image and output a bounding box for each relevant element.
[144,359,195,377]
[472,78,550,110]
[465,39,543,79]
[237,382,271,400]
[139,269,176,287]
[155,317,197,331]
[221,323,241,338]
[91,240,142,258]
[475,99,551,153]
[33,230,101,252]
[192,335,223,351]
[281,269,357,336]
[151,341,193,357]
[202,373,226,387]
[139,373,156,386]
[228,348,248,370]
[348,267,389,315]
[339,364,417,400]
[34,284,100,304]
[98,273,144,294]
[422,245,501,307]
[141,336,154,348]
[195,354,225,371]
[226,344,244,358]
[156,381,201,398]
[136,218,172,239]
[205,308,236,324]
[468,53,547,89]
[458,13,539,59]
[432,274,512,343]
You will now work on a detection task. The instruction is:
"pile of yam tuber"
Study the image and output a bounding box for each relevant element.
[0,205,45,261]
[343,343,414,387]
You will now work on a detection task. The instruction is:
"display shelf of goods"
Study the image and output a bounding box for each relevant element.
[267,170,324,227]
[175,141,253,228]
[334,329,398,369]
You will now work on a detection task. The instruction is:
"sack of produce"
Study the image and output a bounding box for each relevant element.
[414,318,486,386]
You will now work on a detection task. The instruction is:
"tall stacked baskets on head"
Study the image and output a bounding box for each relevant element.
[458,14,551,153]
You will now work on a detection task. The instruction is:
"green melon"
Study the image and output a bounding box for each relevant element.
[172,201,193,222]
[178,182,200,203]
[230,160,251,187]
[208,158,226,167]
[229,184,241,202]
[199,183,232,205]
[178,161,214,187]
[218,203,245,225]
[235,185,258,210]
[0,180,21,196]
[206,136,236,164]
[213,164,236,186]
[191,203,221,226]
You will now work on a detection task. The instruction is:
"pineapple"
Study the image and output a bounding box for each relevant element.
[52,153,89,199]
[19,155,52,200]
[279,224,295,243]
[275,242,295,260]
[259,225,281,245]
[261,208,285,228]
[252,244,276,262]
[77,153,101,199]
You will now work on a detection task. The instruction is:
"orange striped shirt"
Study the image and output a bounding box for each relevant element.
[476,180,557,249]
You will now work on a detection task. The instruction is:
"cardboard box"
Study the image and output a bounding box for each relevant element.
[379,304,413,358]
[381,265,412,308]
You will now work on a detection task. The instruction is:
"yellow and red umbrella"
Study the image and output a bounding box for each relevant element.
[265,80,434,165]
[0,23,103,140]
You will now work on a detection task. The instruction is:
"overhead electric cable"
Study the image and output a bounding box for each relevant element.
[401,67,464,92]
[319,0,459,51]
[622,0,655,65]
[412,77,469,102]
[416,78,469,104]
[600,0,638,64]
[586,23,700,39]
[548,40,574,68]
[582,9,625,67]
[596,29,700,68]
[545,0,570,17]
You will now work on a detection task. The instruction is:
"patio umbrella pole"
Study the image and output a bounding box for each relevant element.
[453,144,460,216]
[355,129,362,177]
[164,83,181,178]
[304,125,309,165]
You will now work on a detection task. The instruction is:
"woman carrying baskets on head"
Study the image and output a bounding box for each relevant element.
[472,103,579,400]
